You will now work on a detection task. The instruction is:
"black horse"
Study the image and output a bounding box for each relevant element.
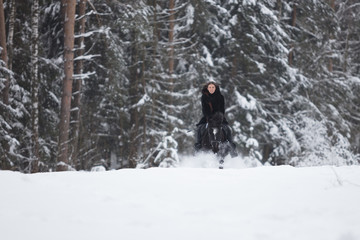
[200,112,231,169]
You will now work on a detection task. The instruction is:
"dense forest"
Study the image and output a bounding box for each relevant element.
[0,0,359,173]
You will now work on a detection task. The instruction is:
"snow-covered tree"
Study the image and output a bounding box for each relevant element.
[2,0,359,171]
[30,0,40,172]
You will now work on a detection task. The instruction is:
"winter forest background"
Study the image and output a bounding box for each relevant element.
[0,0,360,173]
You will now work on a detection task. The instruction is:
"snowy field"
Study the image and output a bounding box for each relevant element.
[1,155,360,240]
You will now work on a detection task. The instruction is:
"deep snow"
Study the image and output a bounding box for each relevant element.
[1,155,360,240]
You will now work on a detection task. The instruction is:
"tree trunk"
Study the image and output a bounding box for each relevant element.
[30,0,40,173]
[168,0,175,79]
[8,0,16,72]
[288,4,296,66]
[328,0,335,72]
[61,0,67,23]
[0,0,9,169]
[149,0,159,165]
[57,0,77,171]
[343,29,349,72]
[168,0,175,130]
[277,0,282,20]
[128,40,140,168]
[0,0,9,105]
[71,0,87,169]
[141,51,147,159]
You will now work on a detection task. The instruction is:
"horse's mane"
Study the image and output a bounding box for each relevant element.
[208,112,224,127]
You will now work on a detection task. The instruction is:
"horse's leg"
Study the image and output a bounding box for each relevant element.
[218,142,228,169]
[219,157,224,169]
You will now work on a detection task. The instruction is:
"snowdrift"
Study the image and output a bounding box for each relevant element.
[1,160,360,240]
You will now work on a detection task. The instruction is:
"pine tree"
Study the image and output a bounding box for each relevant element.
[70,0,87,169]
[39,1,67,170]
[57,0,77,171]
[2,0,359,171]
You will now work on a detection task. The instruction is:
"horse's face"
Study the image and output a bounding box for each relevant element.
[201,112,228,155]
[208,126,223,153]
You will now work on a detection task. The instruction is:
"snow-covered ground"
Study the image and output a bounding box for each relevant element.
[1,155,360,240]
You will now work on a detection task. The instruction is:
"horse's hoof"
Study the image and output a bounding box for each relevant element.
[219,160,224,169]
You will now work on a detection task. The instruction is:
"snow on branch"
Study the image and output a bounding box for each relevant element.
[74,27,110,38]
[349,76,360,84]
[75,10,110,21]
[72,71,96,79]
[74,54,101,61]
[48,91,60,105]
[129,94,151,110]
[235,90,257,110]
[0,65,14,76]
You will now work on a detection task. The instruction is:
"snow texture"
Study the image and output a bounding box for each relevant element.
[234,90,257,110]
[1,159,360,240]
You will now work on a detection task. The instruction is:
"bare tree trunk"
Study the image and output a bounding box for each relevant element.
[328,0,335,72]
[128,42,140,168]
[0,0,9,169]
[71,0,87,169]
[141,52,147,159]
[288,4,296,66]
[277,0,282,20]
[168,0,175,79]
[6,0,16,168]
[343,28,349,72]
[149,0,159,166]
[8,0,15,72]
[57,0,77,171]
[0,0,9,105]
[168,0,175,130]
[30,0,40,173]
[61,0,67,23]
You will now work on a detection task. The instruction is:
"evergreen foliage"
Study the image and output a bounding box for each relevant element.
[1,0,359,172]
